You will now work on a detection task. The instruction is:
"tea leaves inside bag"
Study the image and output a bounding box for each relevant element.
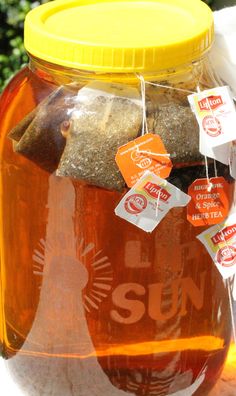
[57,82,143,191]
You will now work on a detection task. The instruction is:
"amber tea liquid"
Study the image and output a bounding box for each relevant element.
[0,69,232,396]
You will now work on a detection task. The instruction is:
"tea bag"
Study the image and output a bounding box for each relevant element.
[146,86,201,164]
[145,82,233,192]
[57,82,142,191]
[146,85,182,132]
[152,103,201,164]
[9,107,38,143]
[9,86,78,172]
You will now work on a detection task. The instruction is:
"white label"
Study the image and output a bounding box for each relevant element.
[188,86,236,150]
[115,171,191,233]
[200,133,230,165]
[230,142,236,179]
[197,213,236,279]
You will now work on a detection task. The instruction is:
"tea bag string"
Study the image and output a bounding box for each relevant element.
[155,190,161,218]
[136,74,171,220]
[194,63,219,177]
[136,74,171,161]
[229,142,236,177]
[196,85,219,179]
[137,74,149,136]
[196,85,219,191]
[145,79,219,180]
[214,158,218,177]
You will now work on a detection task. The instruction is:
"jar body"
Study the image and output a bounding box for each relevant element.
[0,57,234,396]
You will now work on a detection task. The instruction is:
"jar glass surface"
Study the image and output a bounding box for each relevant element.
[0,54,234,396]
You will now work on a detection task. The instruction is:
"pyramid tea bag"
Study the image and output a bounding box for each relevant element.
[144,83,201,164]
[144,84,233,193]
[9,107,38,143]
[57,82,142,191]
[9,86,78,172]
[154,102,201,164]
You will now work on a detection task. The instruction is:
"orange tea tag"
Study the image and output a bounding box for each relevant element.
[115,133,172,187]
[187,177,229,227]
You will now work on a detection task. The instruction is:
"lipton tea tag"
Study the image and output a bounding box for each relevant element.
[197,213,236,279]
[187,177,230,227]
[230,142,236,180]
[115,133,172,187]
[188,86,236,149]
[115,171,191,233]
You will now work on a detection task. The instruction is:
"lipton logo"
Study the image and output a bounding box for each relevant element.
[202,116,221,137]
[211,224,236,245]
[198,95,223,111]
[144,182,170,202]
[124,194,147,215]
[217,246,236,267]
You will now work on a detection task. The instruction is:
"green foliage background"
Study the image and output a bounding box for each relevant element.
[0,0,236,92]
[0,0,50,91]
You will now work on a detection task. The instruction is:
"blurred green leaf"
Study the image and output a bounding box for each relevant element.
[0,0,52,92]
[213,0,236,8]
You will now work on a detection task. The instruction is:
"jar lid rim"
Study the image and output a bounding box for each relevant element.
[24,0,214,73]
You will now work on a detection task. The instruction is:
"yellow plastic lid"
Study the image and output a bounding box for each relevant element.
[24,0,214,73]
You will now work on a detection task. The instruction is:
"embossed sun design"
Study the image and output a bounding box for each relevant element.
[32,238,113,313]
[124,369,175,396]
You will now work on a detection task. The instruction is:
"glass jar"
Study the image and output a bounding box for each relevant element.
[0,1,235,395]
